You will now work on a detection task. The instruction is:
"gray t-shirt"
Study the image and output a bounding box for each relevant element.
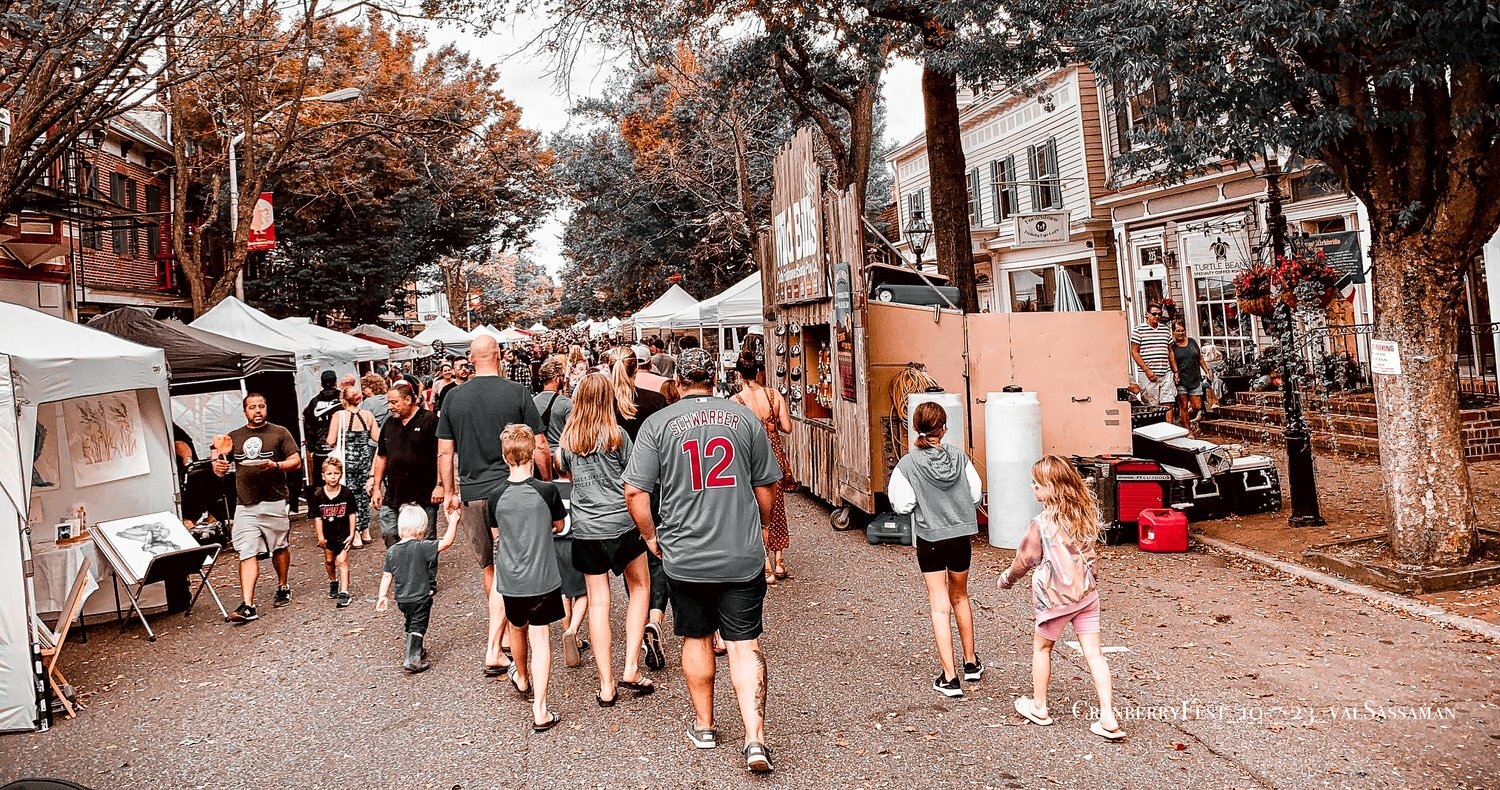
[622,395,782,583]
[533,391,573,447]
[556,429,635,539]
[382,539,440,603]
[365,394,390,428]
[436,375,543,496]
[486,477,567,597]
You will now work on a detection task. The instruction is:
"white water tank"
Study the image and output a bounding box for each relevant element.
[985,390,1043,549]
[906,392,966,454]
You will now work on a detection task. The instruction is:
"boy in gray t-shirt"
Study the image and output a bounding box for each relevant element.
[485,425,567,732]
[377,505,460,673]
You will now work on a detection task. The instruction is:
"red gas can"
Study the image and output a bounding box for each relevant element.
[1137,509,1189,553]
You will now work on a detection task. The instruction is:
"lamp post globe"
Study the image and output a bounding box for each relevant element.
[905,210,933,262]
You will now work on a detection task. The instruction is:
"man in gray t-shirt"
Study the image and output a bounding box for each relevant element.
[623,347,781,772]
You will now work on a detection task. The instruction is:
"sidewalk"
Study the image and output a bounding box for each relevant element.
[1193,444,1500,626]
[2,494,1496,788]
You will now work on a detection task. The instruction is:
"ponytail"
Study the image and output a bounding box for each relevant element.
[912,401,948,450]
[611,357,638,420]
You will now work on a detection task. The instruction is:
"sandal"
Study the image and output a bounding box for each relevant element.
[619,677,656,696]
[596,689,617,707]
[483,662,512,677]
[1015,696,1053,726]
[764,571,777,586]
[508,666,532,698]
[532,711,561,733]
[773,562,788,580]
[1091,720,1127,741]
[712,642,727,657]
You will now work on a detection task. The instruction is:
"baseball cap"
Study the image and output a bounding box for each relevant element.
[677,348,715,380]
[746,325,764,336]
[632,343,650,362]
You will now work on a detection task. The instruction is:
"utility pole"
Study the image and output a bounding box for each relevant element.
[1264,153,1325,527]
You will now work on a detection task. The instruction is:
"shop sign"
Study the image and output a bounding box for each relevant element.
[1013,211,1071,248]
[770,128,827,305]
[1305,230,1366,286]
[1182,226,1251,278]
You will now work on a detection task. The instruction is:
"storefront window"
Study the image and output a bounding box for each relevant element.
[1192,273,1255,365]
[1008,263,1097,312]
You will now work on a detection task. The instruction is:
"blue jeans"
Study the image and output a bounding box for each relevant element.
[380,503,439,547]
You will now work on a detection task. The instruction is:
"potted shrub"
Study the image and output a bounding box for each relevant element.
[1233,265,1276,316]
[1273,250,1341,310]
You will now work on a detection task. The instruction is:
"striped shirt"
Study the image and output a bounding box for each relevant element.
[1130,322,1174,376]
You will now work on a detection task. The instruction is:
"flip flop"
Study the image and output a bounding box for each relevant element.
[596,689,617,708]
[483,662,512,677]
[619,677,655,696]
[532,711,561,733]
[562,631,582,668]
[1015,696,1054,726]
[1091,721,1127,741]
[508,666,532,698]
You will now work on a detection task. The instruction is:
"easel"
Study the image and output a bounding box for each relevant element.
[109,544,228,642]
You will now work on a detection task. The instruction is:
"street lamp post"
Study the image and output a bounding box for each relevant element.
[229,86,362,299]
[904,210,933,264]
[1262,153,1325,527]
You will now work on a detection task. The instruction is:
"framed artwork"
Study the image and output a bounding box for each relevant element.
[63,391,150,488]
[31,403,60,490]
[93,511,196,584]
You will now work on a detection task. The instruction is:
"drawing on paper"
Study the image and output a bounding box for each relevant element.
[31,405,60,489]
[64,391,151,488]
[94,512,196,582]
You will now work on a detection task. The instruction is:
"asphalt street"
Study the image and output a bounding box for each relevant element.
[2,493,1496,789]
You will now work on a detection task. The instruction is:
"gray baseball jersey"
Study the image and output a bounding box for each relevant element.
[622,395,782,583]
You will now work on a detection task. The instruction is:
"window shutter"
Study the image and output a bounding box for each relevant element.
[1026,145,1040,210]
[1046,138,1062,208]
[967,168,981,226]
[1114,87,1132,154]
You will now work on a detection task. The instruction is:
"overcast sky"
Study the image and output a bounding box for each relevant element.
[426,13,924,278]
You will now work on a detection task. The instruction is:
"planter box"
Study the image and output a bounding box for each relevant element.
[1302,529,1500,594]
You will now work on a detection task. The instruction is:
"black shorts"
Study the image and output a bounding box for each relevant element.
[322,530,351,556]
[669,576,766,642]
[572,531,647,576]
[503,588,564,628]
[916,535,973,574]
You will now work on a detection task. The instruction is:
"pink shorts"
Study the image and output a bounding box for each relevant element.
[1036,596,1101,642]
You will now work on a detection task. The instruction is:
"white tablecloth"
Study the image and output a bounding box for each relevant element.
[32,538,167,618]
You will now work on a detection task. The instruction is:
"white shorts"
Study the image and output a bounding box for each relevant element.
[1139,374,1177,406]
[233,501,291,559]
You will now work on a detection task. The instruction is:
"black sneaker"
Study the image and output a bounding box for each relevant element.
[336,591,352,609]
[228,603,258,624]
[642,621,665,671]
[963,655,984,682]
[273,587,291,608]
[328,581,338,599]
[933,672,963,699]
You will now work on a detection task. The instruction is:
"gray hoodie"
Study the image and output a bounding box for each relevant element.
[890,444,982,543]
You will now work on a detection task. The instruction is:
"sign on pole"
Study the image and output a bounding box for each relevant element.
[247,192,276,251]
[1305,230,1365,287]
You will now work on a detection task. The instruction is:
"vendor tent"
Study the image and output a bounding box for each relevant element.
[699,272,764,327]
[411,316,472,355]
[630,285,699,331]
[280,318,389,366]
[88,309,300,452]
[0,304,177,732]
[191,297,327,407]
[350,324,432,362]
[528,322,547,333]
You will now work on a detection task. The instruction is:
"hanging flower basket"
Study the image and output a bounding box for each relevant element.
[1273,250,1341,312]
[1280,286,1339,311]
[1237,295,1277,317]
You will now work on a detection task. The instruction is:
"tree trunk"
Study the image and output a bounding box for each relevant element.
[846,76,878,210]
[920,65,977,313]
[1369,234,1477,567]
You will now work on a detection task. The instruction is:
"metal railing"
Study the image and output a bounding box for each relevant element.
[1297,320,1499,404]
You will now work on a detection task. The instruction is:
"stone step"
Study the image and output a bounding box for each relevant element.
[1233,389,1379,417]
[1211,404,1380,438]
[1197,418,1382,457]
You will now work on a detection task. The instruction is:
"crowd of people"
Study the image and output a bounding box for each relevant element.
[205,324,1126,776]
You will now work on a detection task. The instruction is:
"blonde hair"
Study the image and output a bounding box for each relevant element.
[608,347,639,420]
[340,384,362,405]
[1031,455,1104,545]
[501,424,537,468]
[560,374,624,455]
[912,401,948,450]
[322,456,343,474]
[568,345,586,367]
[396,504,429,540]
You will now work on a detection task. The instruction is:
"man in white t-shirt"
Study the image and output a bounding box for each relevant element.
[1130,306,1176,412]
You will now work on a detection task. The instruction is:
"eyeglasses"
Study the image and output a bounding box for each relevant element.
[1148,312,1162,318]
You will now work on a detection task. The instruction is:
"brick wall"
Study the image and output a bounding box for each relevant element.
[1461,407,1500,463]
[76,145,173,297]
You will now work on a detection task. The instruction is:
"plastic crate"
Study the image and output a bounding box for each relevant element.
[1131,405,1172,428]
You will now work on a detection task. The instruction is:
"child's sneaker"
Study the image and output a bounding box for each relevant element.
[336,591,352,608]
[328,581,338,599]
[932,672,963,699]
[963,655,984,682]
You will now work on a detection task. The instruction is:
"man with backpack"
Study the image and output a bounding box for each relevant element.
[532,356,572,480]
[301,370,343,510]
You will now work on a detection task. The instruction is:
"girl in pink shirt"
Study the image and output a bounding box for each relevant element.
[998,456,1125,741]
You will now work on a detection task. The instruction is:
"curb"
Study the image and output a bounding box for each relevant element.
[1192,534,1500,643]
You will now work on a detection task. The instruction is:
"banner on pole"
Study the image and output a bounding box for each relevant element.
[247,192,276,252]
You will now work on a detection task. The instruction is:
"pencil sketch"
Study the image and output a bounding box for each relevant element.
[64,392,150,488]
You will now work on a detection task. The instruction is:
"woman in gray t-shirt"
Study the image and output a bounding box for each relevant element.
[555,374,655,702]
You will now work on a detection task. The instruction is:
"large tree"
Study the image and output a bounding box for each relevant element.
[1073,0,1498,566]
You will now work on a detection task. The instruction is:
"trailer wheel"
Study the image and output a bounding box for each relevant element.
[829,507,852,531]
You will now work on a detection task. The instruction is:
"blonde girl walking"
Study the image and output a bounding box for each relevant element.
[998,455,1124,741]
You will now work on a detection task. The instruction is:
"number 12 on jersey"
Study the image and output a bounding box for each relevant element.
[682,437,738,491]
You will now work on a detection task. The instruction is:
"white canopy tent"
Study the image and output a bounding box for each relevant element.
[528,322,547,333]
[411,316,472,355]
[349,324,433,362]
[662,273,762,330]
[0,305,178,732]
[191,297,328,408]
[630,285,699,335]
[279,318,389,365]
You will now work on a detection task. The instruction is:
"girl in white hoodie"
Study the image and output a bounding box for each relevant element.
[889,402,984,699]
